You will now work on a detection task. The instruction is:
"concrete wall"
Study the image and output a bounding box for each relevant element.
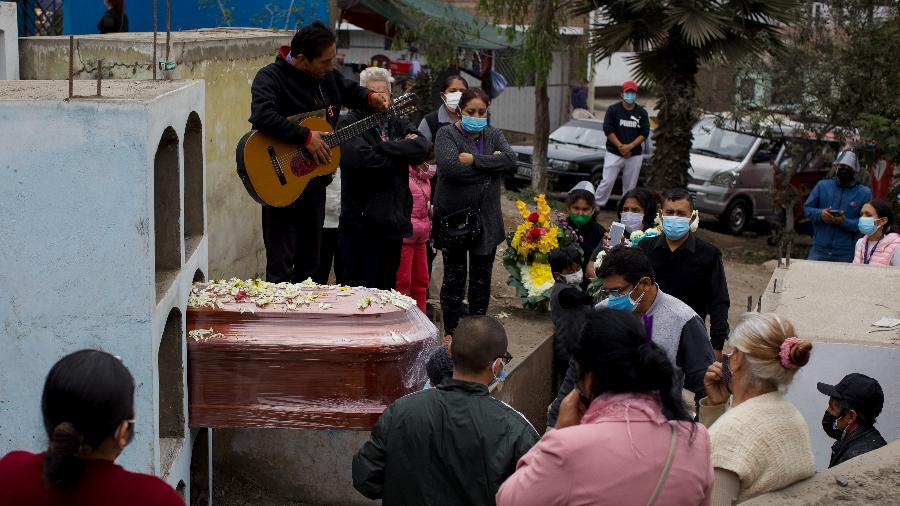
[760,260,900,470]
[19,29,297,279]
[0,1,18,80]
[0,80,207,501]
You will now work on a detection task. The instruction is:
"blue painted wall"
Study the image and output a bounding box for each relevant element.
[62,0,329,35]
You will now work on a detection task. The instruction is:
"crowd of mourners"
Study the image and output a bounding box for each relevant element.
[0,21,895,506]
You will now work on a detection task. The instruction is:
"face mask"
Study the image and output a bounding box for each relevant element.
[443,91,462,111]
[607,285,645,313]
[822,411,846,440]
[491,363,508,386]
[623,92,637,104]
[562,270,583,286]
[460,115,488,133]
[569,213,592,228]
[662,216,691,240]
[858,217,878,236]
[836,167,854,185]
[720,353,733,394]
[621,211,645,232]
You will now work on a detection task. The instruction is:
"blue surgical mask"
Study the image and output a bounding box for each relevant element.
[607,286,644,313]
[858,217,878,236]
[623,91,637,104]
[461,115,488,133]
[662,216,691,240]
[491,366,508,386]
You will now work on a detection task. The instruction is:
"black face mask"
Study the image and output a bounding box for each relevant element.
[822,411,845,440]
[720,353,733,394]
[836,167,854,185]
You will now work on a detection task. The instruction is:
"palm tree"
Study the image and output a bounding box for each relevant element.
[576,0,799,190]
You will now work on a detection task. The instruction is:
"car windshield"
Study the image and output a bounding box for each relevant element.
[691,118,758,161]
[549,124,605,149]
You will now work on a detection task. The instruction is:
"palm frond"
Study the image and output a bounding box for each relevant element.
[664,4,731,47]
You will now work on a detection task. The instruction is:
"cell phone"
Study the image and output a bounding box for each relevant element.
[609,221,626,246]
[828,209,845,216]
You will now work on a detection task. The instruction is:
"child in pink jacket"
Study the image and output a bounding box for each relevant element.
[397,162,435,311]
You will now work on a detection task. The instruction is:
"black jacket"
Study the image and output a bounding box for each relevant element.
[829,425,887,468]
[338,110,431,239]
[98,10,128,33]
[249,46,373,147]
[638,234,731,350]
[352,379,539,505]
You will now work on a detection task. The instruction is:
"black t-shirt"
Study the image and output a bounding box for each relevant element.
[603,102,650,156]
[98,10,128,34]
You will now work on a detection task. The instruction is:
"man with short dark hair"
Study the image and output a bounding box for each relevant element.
[638,188,730,359]
[249,21,390,283]
[548,246,714,426]
[352,316,539,505]
[594,80,650,207]
[571,78,590,111]
[817,373,887,468]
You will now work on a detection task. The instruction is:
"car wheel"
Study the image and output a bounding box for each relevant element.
[721,198,751,235]
[504,176,525,192]
[589,168,604,189]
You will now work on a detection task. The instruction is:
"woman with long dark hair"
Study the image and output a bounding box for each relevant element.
[852,199,900,266]
[497,309,713,505]
[98,0,129,34]
[0,350,184,505]
[434,88,516,337]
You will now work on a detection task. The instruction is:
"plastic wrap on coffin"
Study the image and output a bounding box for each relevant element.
[187,288,438,430]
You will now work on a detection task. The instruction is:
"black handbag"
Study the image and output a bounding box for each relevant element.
[437,179,486,249]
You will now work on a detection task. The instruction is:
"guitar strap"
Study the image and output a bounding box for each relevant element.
[286,109,327,123]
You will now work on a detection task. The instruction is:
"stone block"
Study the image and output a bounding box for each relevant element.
[0,2,18,80]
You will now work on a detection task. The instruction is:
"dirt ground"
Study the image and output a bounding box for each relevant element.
[210,191,792,505]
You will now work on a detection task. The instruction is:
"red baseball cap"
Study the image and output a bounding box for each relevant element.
[622,81,639,93]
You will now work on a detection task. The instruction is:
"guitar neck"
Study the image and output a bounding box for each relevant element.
[325,110,392,148]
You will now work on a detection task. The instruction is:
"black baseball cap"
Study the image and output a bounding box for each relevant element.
[817,373,884,423]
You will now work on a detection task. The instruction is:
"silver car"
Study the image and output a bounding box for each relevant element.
[686,117,778,234]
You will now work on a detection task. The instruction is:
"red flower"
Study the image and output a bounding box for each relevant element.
[526,227,547,242]
[235,289,248,301]
[527,212,540,223]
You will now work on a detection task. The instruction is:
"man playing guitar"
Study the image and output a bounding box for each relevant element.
[249,21,389,283]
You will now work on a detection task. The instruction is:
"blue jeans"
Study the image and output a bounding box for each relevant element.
[807,246,854,263]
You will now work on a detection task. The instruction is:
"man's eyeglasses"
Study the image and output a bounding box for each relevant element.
[498,351,513,365]
[600,284,632,298]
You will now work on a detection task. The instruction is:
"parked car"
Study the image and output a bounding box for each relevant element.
[686,116,839,235]
[505,119,653,197]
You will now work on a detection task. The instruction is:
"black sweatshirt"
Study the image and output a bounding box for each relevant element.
[338,109,432,239]
[638,234,731,349]
[602,102,650,155]
[249,46,374,147]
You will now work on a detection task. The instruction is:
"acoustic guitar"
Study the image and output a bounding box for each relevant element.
[236,93,419,207]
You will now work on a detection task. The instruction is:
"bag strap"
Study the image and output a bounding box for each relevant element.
[647,424,679,506]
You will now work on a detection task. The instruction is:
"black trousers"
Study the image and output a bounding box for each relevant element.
[261,185,326,283]
[440,247,496,336]
[337,231,403,290]
[312,227,341,284]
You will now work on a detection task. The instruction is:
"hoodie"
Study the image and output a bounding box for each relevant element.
[249,46,374,147]
[406,164,436,244]
[804,176,872,258]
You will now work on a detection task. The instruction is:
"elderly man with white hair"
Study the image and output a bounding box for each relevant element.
[336,67,433,289]
[804,150,873,262]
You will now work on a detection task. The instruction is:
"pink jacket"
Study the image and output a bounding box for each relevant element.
[405,164,435,244]
[496,393,713,506]
[853,232,900,266]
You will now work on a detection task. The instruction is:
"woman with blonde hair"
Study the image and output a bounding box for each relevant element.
[701,313,816,504]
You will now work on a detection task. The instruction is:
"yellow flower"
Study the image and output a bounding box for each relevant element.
[516,200,530,219]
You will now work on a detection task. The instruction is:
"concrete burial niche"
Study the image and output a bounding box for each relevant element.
[0,80,207,500]
[19,29,298,278]
[760,260,900,470]
[0,2,18,80]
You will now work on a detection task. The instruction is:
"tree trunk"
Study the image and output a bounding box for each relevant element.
[648,44,699,192]
[532,81,550,193]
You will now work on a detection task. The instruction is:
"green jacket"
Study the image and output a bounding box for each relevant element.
[352,379,539,505]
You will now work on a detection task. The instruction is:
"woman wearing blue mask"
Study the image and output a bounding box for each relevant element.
[852,199,900,266]
[433,88,517,339]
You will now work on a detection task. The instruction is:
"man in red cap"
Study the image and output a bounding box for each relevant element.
[595,80,651,207]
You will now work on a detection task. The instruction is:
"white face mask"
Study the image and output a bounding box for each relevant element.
[562,270,584,285]
[620,212,644,233]
[443,91,463,111]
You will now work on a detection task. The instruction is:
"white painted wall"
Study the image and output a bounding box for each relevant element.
[591,52,636,88]
[0,81,206,497]
[0,1,19,80]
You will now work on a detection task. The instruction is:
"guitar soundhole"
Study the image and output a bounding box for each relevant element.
[290,153,318,177]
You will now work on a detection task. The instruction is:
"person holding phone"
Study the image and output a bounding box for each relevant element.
[804,150,872,262]
[497,309,713,505]
[699,313,815,504]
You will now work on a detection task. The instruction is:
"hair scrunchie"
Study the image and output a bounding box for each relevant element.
[779,337,802,369]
